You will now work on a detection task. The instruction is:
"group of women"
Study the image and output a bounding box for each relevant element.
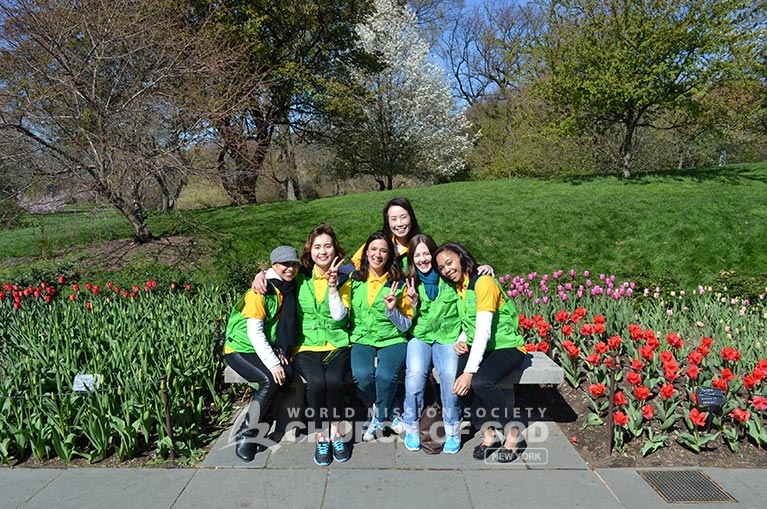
[222,198,527,466]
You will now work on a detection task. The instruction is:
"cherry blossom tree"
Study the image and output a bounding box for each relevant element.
[325,0,473,190]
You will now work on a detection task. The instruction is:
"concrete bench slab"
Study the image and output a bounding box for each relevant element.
[224,351,563,387]
[431,351,563,387]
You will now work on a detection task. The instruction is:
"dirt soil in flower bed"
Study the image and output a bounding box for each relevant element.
[516,384,767,469]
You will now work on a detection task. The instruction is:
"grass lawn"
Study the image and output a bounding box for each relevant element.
[1,164,766,294]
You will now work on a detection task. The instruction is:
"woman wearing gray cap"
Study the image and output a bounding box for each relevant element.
[222,245,299,461]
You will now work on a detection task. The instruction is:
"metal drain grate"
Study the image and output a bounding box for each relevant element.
[638,470,736,504]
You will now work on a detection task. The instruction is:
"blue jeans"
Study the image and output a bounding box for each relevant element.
[402,338,461,437]
[351,343,407,421]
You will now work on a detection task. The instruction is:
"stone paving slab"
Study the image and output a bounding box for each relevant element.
[0,468,62,509]
[464,469,623,508]
[13,468,194,509]
[176,468,328,508]
[324,469,472,508]
[596,468,767,509]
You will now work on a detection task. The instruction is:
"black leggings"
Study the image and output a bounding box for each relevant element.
[294,348,351,430]
[456,347,526,431]
[225,351,293,425]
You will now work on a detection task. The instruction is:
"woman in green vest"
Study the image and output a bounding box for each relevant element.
[223,246,298,462]
[434,241,526,463]
[400,234,463,454]
[350,197,421,269]
[292,224,354,466]
[348,230,417,441]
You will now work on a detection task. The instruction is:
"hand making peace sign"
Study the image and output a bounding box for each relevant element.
[383,280,399,312]
[405,277,418,308]
[326,256,344,289]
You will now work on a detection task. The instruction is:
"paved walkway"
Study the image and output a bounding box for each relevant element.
[3,418,767,509]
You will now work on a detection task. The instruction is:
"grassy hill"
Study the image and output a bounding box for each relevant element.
[2,164,766,294]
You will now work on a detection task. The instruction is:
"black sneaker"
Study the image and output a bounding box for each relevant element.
[331,434,350,463]
[314,439,332,466]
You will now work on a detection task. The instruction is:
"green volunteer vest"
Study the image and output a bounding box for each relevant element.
[224,288,281,354]
[410,279,461,345]
[296,272,350,348]
[349,277,408,348]
[458,275,524,351]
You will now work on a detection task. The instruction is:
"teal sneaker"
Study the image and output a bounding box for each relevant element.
[404,433,421,451]
[443,435,461,454]
[313,438,332,466]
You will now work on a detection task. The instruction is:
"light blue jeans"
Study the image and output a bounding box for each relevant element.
[402,338,461,437]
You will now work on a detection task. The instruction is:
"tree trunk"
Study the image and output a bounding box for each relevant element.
[109,196,154,243]
[387,174,393,190]
[620,123,635,179]
[217,147,263,205]
[375,177,385,191]
[286,177,297,201]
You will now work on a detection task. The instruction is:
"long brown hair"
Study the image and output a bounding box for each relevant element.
[300,224,346,270]
[353,231,403,283]
[381,197,421,244]
[405,233,438,285]
[433,242,478,280]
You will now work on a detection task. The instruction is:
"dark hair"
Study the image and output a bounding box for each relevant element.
[381,197,421,244]
[433,242,478,279]
[353,231,403,283]
[405,233,438,285]
[301,224,346,270]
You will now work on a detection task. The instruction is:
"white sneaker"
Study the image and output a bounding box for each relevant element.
[362,418,384,442]
[389,417,405,435]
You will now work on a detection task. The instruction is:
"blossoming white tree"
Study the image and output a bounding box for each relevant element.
[327,0,473,190]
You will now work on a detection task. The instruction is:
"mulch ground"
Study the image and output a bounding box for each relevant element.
[515,384,767,469]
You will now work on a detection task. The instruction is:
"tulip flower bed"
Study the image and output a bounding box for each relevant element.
[3,269,767,467]
[502,270,767,463]
[0,278,240,465]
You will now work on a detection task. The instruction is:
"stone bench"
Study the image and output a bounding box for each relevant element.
[223,351,563,387]
[431,351,564,388]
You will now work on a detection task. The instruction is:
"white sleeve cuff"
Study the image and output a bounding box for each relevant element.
[328,291,347,320]
[463,311,493,373]
[247,318,280,369]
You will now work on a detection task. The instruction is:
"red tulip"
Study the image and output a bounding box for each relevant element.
[642,404,654,420]
[588,383,606,398]
[689,408,708,428]
[659,383,677,400]
[613,391,628,406]
[721,347,741,362]
[626,372,642,386]
[666,333,683,349]
[614,410,629,426]
[729,407,750,423]
[633,385,650,401]
[750,396,767,411]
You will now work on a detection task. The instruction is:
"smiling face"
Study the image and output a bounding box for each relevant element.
[310,233,335,272]
[412,241,433,273]
[272,261,299,282]
[436,250,463,283]
[386,205,411,244]
[366,238,390,277]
